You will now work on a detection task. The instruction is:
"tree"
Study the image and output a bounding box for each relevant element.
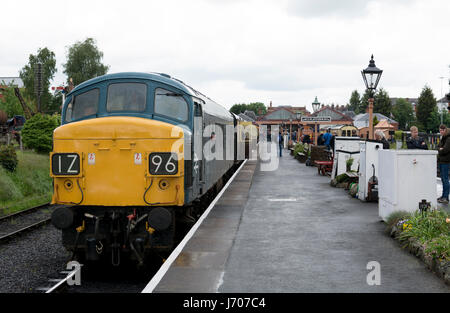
[426,108,442,133]
[416,86,437,132]
[359,89,371,114]
[63,38,109,86]
[247,102,266,115]
[0,82,24,116]
[19,47,57,113]
[230,103,246,115]
[373,88,392,117]
[229,102,267,116]
[391,98,414,130]
[347,90,361,113]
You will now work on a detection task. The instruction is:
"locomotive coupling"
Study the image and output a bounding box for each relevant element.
[51,206,74,229]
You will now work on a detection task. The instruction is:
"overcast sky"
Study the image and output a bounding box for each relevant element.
[1,0,449,112]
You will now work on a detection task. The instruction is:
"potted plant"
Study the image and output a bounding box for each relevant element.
[346,157,354,172]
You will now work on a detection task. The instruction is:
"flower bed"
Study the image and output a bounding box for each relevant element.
[386,210,450,285]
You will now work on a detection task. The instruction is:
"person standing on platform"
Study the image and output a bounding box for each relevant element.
[330,132,336,156]
[375,130,390,149]
[438,124,450,204]
[317,133,325,146]
[302,134,311,144]
[323,128,332,150]
[406,126,428,150]
[278,131,284,157]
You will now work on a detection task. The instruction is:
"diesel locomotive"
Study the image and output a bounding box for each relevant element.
[50,72,254,265]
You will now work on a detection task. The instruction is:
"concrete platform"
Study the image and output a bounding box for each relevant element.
[147,151,449,293]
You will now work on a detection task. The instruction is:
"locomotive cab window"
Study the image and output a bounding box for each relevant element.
[65,88,99,122]
[107,83,147,112]
[154,88,188,122]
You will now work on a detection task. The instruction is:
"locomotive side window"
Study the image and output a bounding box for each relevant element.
[107,83,147,112]
[154,88,188,122]
[65,88,99,122]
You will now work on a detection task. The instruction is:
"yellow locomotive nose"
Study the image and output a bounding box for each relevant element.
[51,116,185,207]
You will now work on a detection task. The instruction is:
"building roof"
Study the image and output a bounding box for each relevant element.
[267,105,309,114]
[310,106,353,122]
[259,107,299,121]
[353,113,398,128]
[238,111,256,122]
[374,119,395,129]
[0,77,24,88]
[437,97,449,103]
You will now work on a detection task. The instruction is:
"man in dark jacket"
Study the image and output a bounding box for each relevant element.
[302,134,311,144]
[278,131,284,157]
[438,125,450,204]
[317,133,325,146]
[406,126,428,150]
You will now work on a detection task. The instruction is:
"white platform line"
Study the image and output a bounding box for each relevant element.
[268,198,297,202]
[141,159,248,293]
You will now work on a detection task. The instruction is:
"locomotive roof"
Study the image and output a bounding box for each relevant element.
[68,72,233,121]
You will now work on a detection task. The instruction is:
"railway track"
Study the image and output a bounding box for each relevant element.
[0,203,57,244]
[0,203,50,222]
[38,268,80,293]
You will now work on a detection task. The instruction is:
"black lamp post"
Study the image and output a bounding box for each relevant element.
[312,96,321,113]
[361,55,383,140]
[312,96,321,145]
[296,112,302,142]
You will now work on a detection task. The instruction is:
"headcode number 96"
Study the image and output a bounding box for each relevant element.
[149,153,178,175]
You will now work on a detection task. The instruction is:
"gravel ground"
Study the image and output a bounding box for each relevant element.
[0,165,239,293]
[0,206,57,237]
[0,224,70,293]
[66,261,160,293]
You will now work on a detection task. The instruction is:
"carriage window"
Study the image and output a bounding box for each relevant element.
[107,83,147,112]
[65,88,99,122]
[154,88,188,122]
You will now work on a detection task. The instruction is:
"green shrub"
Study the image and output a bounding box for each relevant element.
[0,145,18,172]
[293,143,304,155]
[386,211,412,229]
[398,210,450,244]
[346,158,354,166]
[425,234,450,260]
[21,113,60,153]
[394,130,403,141]
[336,173,350,183]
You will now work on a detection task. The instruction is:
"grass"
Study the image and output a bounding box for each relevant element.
[0,149,52,216]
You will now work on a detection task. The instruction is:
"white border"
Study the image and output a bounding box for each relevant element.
[141,159,248,293]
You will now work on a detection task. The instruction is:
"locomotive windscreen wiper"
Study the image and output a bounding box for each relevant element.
[159,92,183,97]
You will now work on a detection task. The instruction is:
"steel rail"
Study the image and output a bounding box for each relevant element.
[0,202,51,222]
[0,217,51,244]
[44,269,78,293]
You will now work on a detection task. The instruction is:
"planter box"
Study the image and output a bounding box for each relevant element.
[331,137,361,180]
[378,150,437,221]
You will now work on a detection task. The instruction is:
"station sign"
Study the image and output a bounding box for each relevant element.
[301,116,331,122]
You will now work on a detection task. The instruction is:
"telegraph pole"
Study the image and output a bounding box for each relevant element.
[35,63,43,113]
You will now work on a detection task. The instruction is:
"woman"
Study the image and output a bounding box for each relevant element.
[374,130,390,149]
[438,124,450,204]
